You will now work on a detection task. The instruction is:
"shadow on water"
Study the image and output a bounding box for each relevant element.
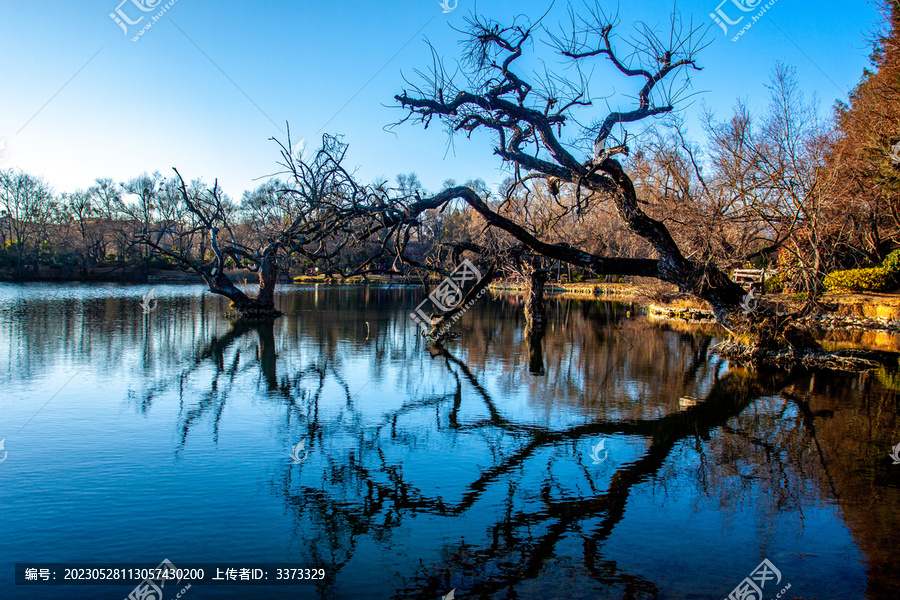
[2,284,900,599]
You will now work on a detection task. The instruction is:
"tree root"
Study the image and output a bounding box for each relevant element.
[715,340,882,371]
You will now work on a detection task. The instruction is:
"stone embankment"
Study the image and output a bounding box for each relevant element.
[647,303,900,333]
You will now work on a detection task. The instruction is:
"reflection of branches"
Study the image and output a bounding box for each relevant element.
[684,370,835,537]
[781,389,840,500]
[266,329,787,598]
[130,319,344,453]
[129,294,805,598]
[177,346,240,447]
[383,353,793,598]
[128,320,269,448]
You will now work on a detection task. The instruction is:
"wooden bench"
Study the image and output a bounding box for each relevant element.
[732,268,778,290]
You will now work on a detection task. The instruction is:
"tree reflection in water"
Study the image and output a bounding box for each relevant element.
[116,288,900,599]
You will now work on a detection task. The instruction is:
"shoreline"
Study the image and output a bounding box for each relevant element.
[4,272,898,339]
[490,280,900,336]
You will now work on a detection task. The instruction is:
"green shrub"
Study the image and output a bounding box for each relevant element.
[882,249,900,272]
[763,275,784,294]
[823,267,894,292]
[147,256,178,270]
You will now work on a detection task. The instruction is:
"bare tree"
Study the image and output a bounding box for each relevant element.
[702,64,839,308]
[66,190,103,273]
[390,8,749,316]
[135,169,286,317]
[0,169,55,277]
[382,5,878,365]
[87,178,127,261]
[135,134,425,317]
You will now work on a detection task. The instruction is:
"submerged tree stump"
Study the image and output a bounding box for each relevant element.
[524,268,550,335]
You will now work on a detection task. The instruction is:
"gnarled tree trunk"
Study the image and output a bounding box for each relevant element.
[195,246,282,319]
[198,265,282,319]
[254,249,280,315]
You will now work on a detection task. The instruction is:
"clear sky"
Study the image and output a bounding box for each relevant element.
[0,0,884,198]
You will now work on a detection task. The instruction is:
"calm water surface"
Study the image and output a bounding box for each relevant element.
[1,283,899,599]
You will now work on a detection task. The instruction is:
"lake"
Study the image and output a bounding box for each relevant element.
[1,283,898,599]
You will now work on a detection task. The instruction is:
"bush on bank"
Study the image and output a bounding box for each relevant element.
[823,267,894,292]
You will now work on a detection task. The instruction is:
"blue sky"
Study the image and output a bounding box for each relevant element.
[0,0,883,198]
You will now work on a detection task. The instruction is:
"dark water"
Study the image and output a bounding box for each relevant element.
[1,283,899,599]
